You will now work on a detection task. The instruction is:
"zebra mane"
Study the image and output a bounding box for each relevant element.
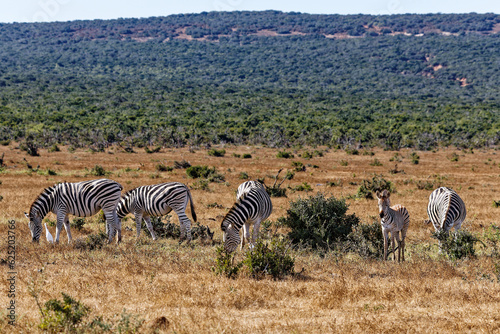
[29,184,58,214]
[122,186,141,198]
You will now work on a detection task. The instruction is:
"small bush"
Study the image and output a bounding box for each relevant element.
[339,160,348,166]
[410,152,420,164]
[292,161,305,172]
[326,179,343,187]
[448,152,460,162]
[345,221,383,258]
[155,163,173,172]
[88,165,109,177]
[356,175,394,199]
[345,148,359,155]
[20,140,39,156]
[0,139,10,146]
[48,144,60,153]
[370,158,383,166]
[71,218,86,231]
[74,231,108,251]
[208,148,226,157]
[242,153,252,159]
[301,151,313,159]
[174,160,191,169]
[291,182,312,192]
[432,229,480,260]
[191,179,210,191]
[276,151,294,159]
[212,245,242,279]
[39,293,90,333]
[144,146,162,154]
[243,236,295,280]
[279,193,360,251]
[239,171,249,179]
[232,153,241,158]
[493,200,500,208]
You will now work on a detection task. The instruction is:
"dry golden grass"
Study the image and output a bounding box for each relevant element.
[1,144,500,333]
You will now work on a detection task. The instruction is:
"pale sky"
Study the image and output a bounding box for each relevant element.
[2,0,499,23]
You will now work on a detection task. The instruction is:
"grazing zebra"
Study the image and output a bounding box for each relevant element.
[24,179,123,243]
[116,182,197,242]
[427,187,466,233]
[376,190,410,262]
[221,181,272,253]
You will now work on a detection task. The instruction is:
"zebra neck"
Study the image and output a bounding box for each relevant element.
[32,186,57,219]
[222,201,253,230]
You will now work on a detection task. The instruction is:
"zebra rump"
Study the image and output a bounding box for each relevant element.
[427,187,466,233]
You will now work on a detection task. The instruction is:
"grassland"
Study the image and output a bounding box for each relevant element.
[1,144,500,333]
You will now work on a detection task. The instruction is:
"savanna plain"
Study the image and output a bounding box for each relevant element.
[1,144,500,333]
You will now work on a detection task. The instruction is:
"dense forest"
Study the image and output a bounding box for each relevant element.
[0,11,499,149]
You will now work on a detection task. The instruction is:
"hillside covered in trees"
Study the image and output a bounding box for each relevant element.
[0,11,499,150]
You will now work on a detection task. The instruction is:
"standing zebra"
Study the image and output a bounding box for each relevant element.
[427,187,466,233]
[376,190,410,262]
[116,182,197,243]
[221,181,272,253]
[24,179,123,243]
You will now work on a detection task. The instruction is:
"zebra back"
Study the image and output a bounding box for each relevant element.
[427,187,466,232]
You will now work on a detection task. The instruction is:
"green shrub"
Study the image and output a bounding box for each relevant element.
[20,140,39,156]
[291,182,312,192]
[356,175,394,199]
[155,163,173,172]
[276,151,294,159]
[432,229,480,260]
[88,165,109,176]
[345,148,359,155]
[242,153,252,159]
[232,153,241,158]
[301,151,313,159]
[292,161,305,172]
[74,231,108,251]
[208,148,226,157]
[243,236,295,280]
[483,224,500,257]
[71,218,86,231]
[39,293,90,333]
[186,165,225,182]
[144,146,161,154]
[191,179,210,191]
[0,139,10,146]
[339,160,348,166]
[345,221,384,258]
[279,193,360,251]
[239,171,249,180]
[174,160,191,169]
[48,144,60,153]
[448,152,460,162]
[212,245,242,279]
[410,152,420,164]
[370,158,383,166]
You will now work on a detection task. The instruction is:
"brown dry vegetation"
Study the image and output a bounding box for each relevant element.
[1,144,500,333]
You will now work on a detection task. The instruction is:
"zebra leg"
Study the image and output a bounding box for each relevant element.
[55,213,66,243]
[241,222,251,250]
[395,231,402,263]
[103,209,117,243]
[175,210,192,244]
[135,211,143,239]
[383,229,389,261]
[391,232,396,262]
[63,216,73,243]
[143,216,157,241]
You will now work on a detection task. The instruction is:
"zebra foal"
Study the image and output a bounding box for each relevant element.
[116,182,197,242]
[24,179,123,243]
[376,190,410,262]
[427,187,466,233]
[221,181,272,253]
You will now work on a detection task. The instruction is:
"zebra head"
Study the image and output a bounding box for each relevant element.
[221,221,239,253]
[375,189,391,219]
[24,210,43,242]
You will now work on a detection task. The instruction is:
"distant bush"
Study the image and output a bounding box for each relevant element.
[20,140,39,156]
[279,193,360,251]
[448,152,460,162]
[292,161,305,172]
[276,151,294,159]
[155,163,173,172]
[48,144,60,152]
[242,153,252,159]
[186,165,225,182]
[88,165,109,177]
[208,148,226,157]
[356,175,394,199]
[71,218,86,231]
[239,171,249,179]
[74,231,108,251]
[144,146,162,153]
[232,153,241,158]
[370,158,383,166]
[291,182,312,192]
[301,151,313,159]
[174,160,191,169]
[410,152,420,164]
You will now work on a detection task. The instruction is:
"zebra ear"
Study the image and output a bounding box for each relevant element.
[375,191,381,199]
[24,212,30,219]
[382,189,389,197]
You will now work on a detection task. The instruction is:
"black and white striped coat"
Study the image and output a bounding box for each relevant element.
[116,182,197,242]
[221,181,272,253]
[427,187,466,233]
[376,190,410,262]
[24,179,123,243]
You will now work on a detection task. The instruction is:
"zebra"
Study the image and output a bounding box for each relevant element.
[427,187,466,233]
[221,181,272,253]
[116,182,197,243]
[24,179,123,243]
[376,190,410,262]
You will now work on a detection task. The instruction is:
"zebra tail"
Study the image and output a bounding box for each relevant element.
[187,189,197,222]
